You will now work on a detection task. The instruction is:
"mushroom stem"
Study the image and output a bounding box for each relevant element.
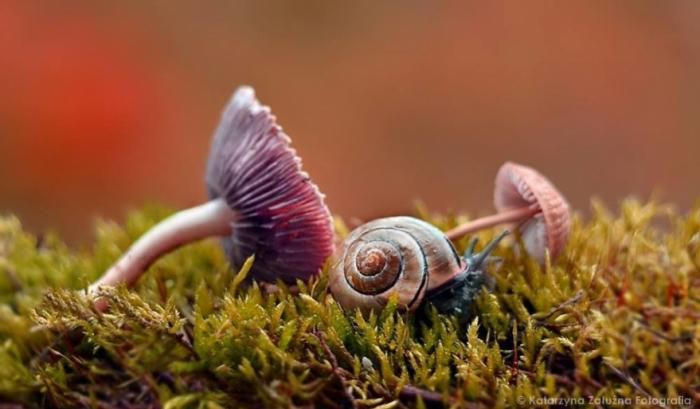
[444,206,539,241]
[89,198,236,294]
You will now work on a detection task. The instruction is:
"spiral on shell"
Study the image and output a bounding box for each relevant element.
[329,216,465,314]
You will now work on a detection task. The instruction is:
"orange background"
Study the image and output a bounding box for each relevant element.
[1,1,699,243]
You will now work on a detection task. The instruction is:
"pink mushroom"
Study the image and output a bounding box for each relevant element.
[445,162,570,263]
[89,86,334,301]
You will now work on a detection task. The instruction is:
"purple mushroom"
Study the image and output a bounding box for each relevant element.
[445,162,570,263]
[89,86,335,302]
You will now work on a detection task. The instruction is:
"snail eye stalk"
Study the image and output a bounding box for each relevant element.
[467,230,509,271]
[464,237,479,259]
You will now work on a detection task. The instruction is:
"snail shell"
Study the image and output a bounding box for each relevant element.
[329,216,465,314]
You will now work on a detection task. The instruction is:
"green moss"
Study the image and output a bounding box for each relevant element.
[0,200,699,408]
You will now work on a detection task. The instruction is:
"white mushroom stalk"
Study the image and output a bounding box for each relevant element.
[444,206,539,240]
[89,199,236,292]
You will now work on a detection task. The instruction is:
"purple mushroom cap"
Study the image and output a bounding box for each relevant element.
[205,86,335,283]
[494,162,570,263]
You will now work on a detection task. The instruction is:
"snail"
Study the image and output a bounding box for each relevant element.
[89,86,334,309]
[329,216,507,315]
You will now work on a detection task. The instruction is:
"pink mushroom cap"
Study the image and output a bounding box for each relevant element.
[494,162,570,263]
[205,86,335,283]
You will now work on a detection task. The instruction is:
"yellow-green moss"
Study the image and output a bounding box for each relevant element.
[0,200,698,408]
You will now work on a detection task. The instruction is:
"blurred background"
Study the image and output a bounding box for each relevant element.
[1,1,699,244]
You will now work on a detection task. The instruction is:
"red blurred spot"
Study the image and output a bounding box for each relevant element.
[0,2,162,184]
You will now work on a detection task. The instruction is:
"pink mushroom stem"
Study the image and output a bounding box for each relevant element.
[444,205,540,240]
[89,198,236,294]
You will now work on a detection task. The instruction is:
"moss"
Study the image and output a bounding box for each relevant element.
[0,200,698,408]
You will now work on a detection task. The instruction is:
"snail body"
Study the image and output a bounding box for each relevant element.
[330,216,507,315]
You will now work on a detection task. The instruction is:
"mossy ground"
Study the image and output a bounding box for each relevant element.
[0,200,699,408]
